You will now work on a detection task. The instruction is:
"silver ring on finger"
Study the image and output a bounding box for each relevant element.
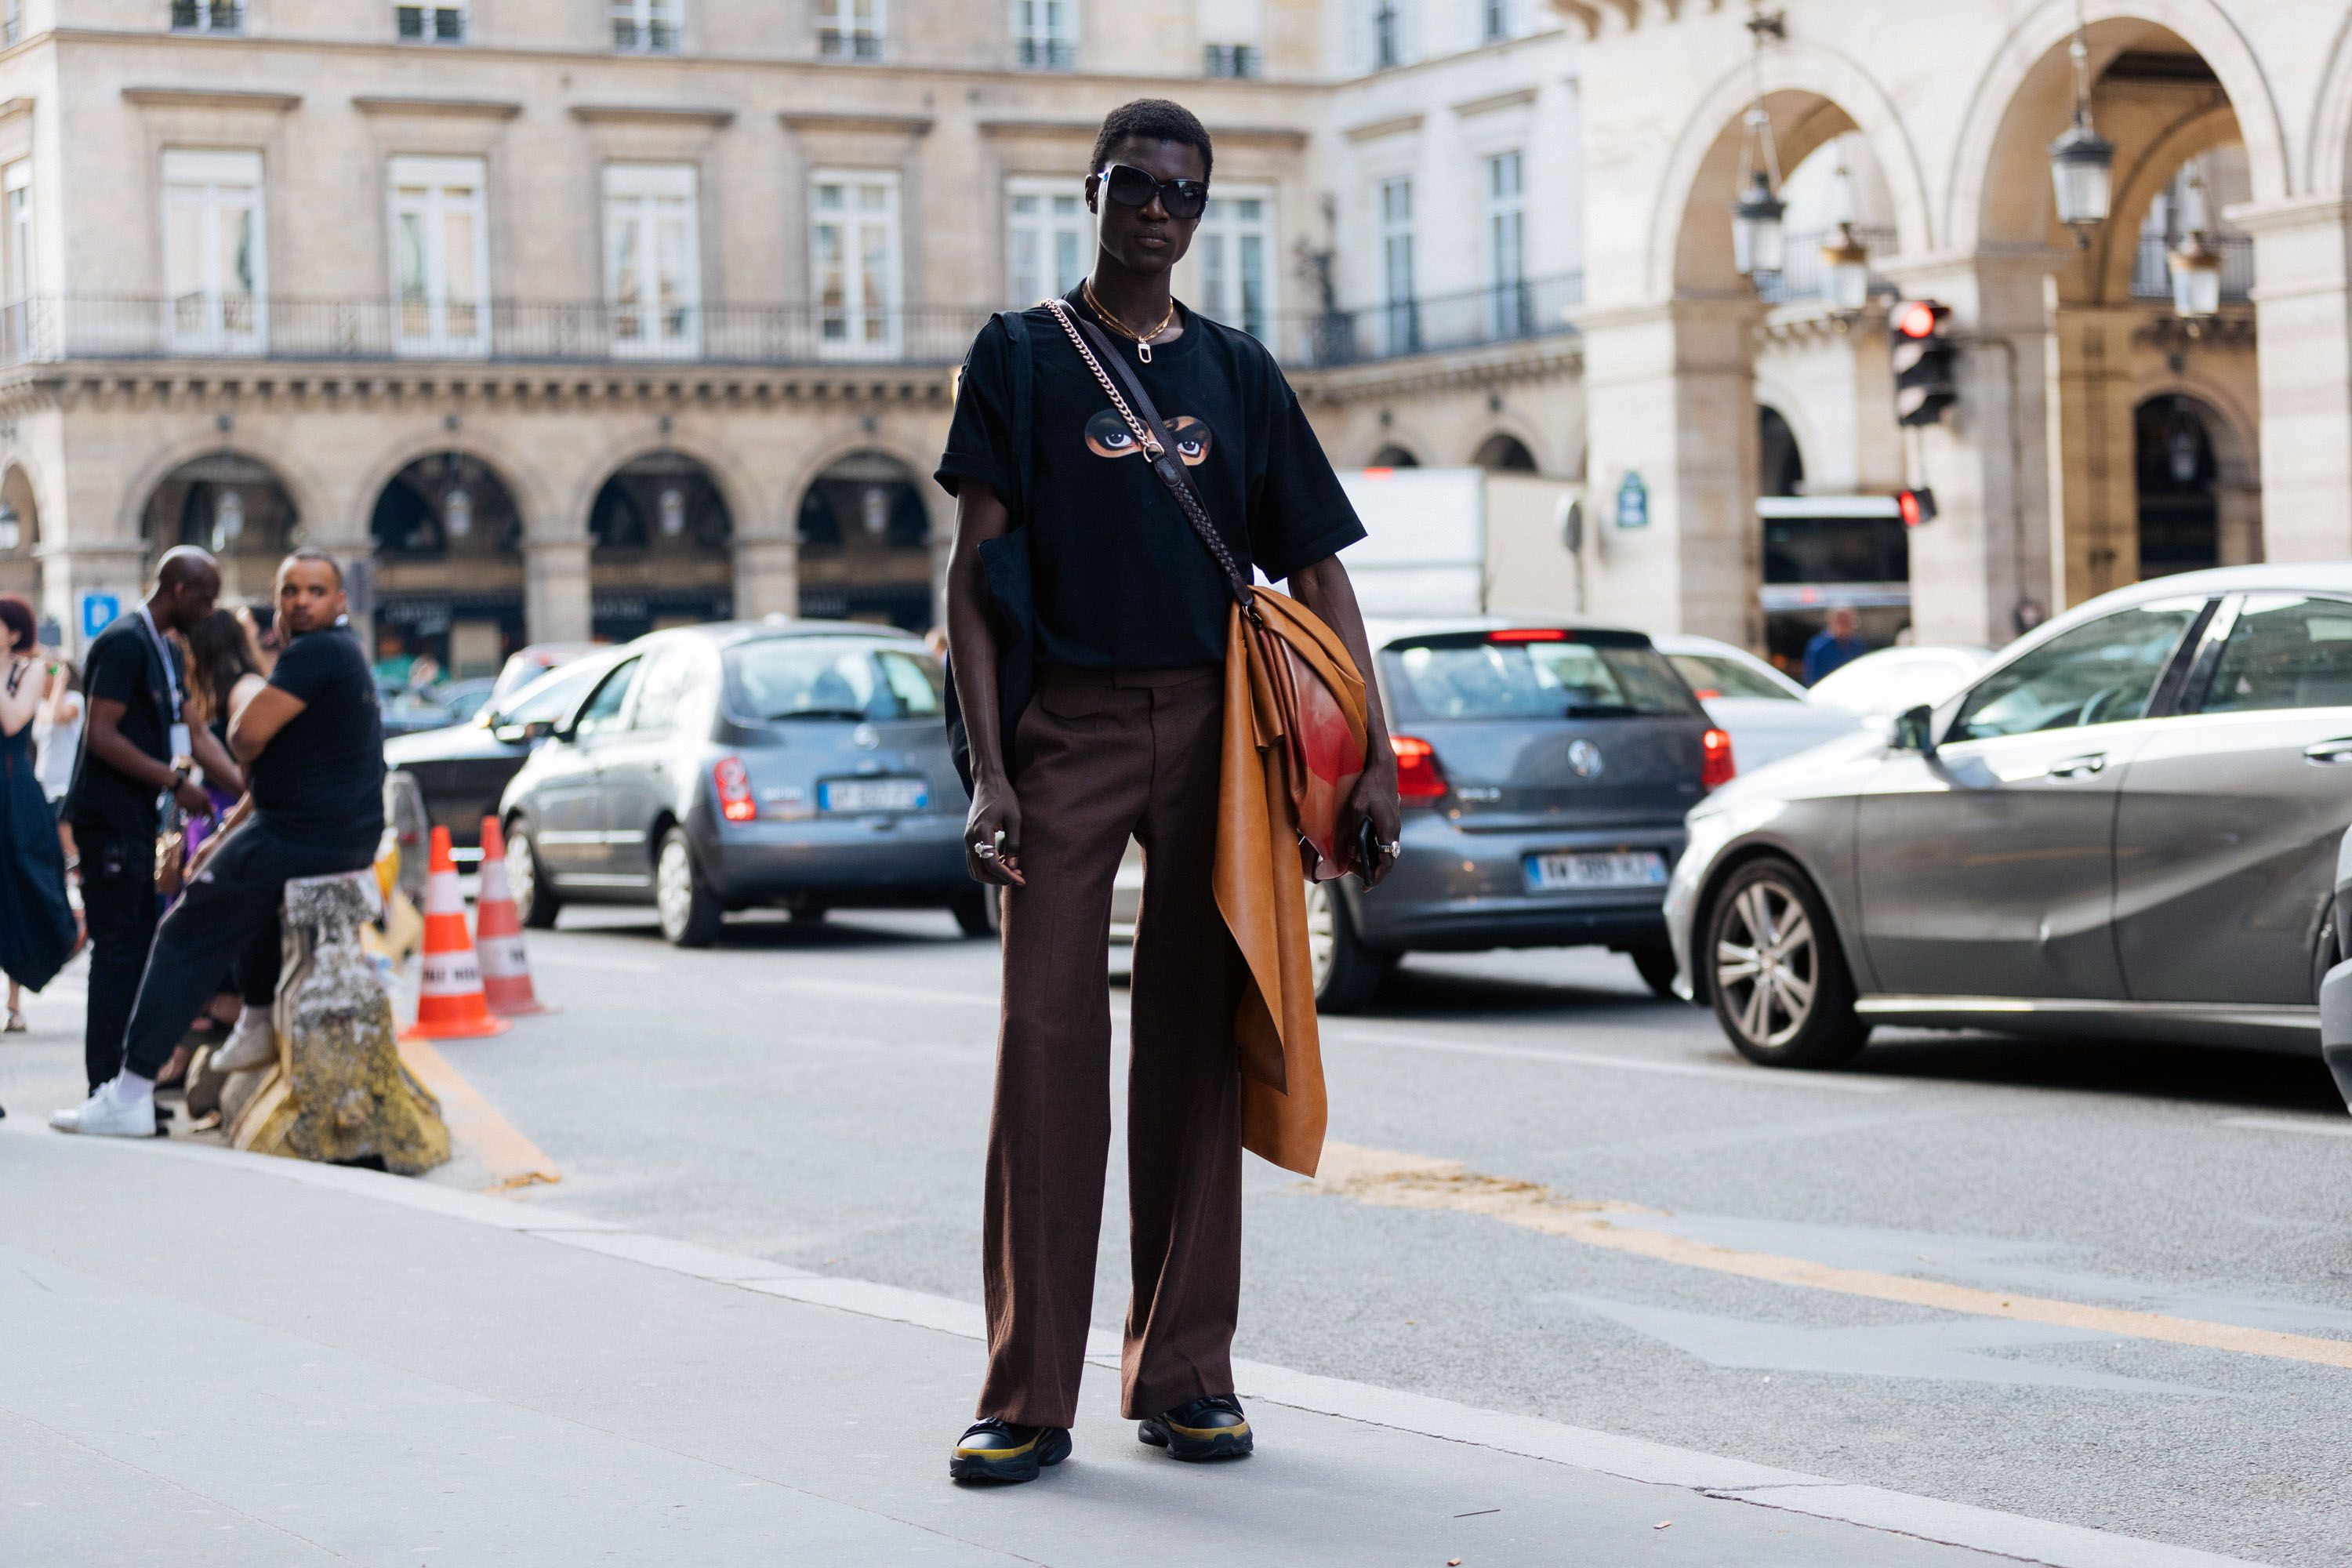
[974,841,998,859]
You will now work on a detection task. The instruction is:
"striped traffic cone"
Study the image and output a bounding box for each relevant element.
[403,826,510,1041]
[474,816,547,1017]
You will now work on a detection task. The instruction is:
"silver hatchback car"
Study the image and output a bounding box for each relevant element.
[499,621,981,945]
[1668,564,2352,1069]
[1119,615,1728,1011]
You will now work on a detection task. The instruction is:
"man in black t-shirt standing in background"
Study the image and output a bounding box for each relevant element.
[938,100,1400,1484]
[64,546,245,1095]
[53,549,383,1138]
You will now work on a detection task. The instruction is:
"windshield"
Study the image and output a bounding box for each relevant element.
[724,638,945,723]
[1385,635,1699,721]
[1668,652,1798,702]
[492,660,608,728]
[1809,652,1983,716]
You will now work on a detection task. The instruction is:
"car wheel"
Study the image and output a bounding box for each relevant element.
[655,828,723,948]
[1309,878,1388,1014]
[952,884,1002,939]
[1629,943,1681,1000]
[1704,857,1867,1069]
[506,822,559,931]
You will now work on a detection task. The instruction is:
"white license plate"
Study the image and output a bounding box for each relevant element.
[1524,850,1668,892]
[818,778,928,813]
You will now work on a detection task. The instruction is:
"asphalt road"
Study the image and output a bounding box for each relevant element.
[11,903,2350,1564]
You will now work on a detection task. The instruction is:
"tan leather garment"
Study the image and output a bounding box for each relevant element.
[1214,590,1368,1178]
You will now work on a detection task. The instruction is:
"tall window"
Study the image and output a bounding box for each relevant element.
[1011,0,1075,70]
[396,3,467,41]
[4,1,20,47]
[1192,189,1274,339]
[1483,150,1527,338]
[4,161,31,357]
[603,164,700,358]
[1202,44,1258,77]
[1370,0,1402,68]
[162,149,264,354]
[1005,179,1090,307]
[390,156,488,355]
[811,169,902,358]
[1200,0,1261,76]
[818,0,884,58]
[170,0,244,31]
[1479,0,1511,42]
[612,0,680,53]
[1378,176,1416,354]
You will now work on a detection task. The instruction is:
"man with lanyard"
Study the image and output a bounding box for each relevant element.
[54,550,383,1138]
[936,100,1401,1483]
[61,546,242,1097]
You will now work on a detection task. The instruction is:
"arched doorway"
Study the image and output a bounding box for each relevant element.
[1472,433,1538,474]
[1368,443,1420,469]
[589,452,733,642]
[370,452,525,681]
[2134,394,2220,578]
[1756,406,1804,498]
[142,452,301,608]
[794,451,931,631]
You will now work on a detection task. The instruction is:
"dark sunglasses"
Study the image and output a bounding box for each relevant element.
[1094,163,1209,222]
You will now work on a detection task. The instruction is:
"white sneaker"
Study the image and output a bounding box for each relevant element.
[49,1083,156,1138]
[212,1014,278,1074]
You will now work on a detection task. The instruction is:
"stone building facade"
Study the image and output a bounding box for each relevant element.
[0,0,1585,675]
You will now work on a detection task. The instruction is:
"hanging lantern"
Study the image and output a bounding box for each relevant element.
[2167,229,2223,321]
[211,488,245,553]
[2048,13,2112,242]
[860,484,891,537]
[2165,412,2202,486]
[658,485,687,539]
[1820,220,1871,314]
[443,482,472,541]
[1733,170,1787,278]
[0,501,20,553]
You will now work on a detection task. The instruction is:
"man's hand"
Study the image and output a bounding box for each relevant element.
[172,776,211,815]
[964,777,1025,888]
[1342,751,1403,888]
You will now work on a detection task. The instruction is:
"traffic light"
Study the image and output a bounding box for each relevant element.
[1892,299,1957,427]
[1896,487,1939,528]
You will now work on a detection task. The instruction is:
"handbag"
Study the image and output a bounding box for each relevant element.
[1044,297,1370,881]
[155,804,189,897]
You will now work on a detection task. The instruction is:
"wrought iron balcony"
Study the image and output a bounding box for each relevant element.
[1272,272,1584,369]
[2132,232,2254,305]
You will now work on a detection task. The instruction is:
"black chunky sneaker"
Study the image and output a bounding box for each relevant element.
[1138,1395,1253,1461]
[949,1417,1072,1483]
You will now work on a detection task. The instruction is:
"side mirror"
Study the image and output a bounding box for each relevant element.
[1890,703,1937,757]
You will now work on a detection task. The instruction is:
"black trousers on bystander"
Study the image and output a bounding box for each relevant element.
[77,825,158,1094]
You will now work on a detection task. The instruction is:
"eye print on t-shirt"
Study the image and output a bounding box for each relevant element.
[1084,408,1214,466]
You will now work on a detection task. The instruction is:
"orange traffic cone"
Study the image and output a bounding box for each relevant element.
[403,826,510,1041]
[474,816,547,1017]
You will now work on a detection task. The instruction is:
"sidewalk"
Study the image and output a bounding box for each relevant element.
[1,1125,2266,1568]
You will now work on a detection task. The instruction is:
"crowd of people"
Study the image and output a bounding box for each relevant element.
[0,543,385,1132]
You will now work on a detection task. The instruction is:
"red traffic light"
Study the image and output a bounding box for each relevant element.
[1895,300,1946,339]
[1896,487,1940,528]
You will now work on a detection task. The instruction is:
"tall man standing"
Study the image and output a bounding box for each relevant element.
[937,100,1400,1483]
[53,550,383,1138]
[63,546,243,1095]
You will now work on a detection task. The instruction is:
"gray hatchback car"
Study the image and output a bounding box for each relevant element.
[1667,564,2352,1070]
[499,620,981,946]
[1127,615,1727,1011]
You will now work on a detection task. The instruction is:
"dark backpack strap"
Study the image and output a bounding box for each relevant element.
[1044,297,1256,615]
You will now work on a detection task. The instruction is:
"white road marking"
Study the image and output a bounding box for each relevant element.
[2216,1114,2352,1140]
[1320,1025,1903,1094]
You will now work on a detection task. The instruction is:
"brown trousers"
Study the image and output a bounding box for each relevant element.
[978,663,1248,1427]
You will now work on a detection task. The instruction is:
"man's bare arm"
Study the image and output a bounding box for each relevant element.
[229,685,307,764]
[946,481,1025,888]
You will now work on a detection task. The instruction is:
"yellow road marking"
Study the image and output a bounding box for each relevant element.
[1308,1142,2352,1372]
[397,1038,561,1192]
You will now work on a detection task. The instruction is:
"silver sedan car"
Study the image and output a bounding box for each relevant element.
[1668,564,2352,1069]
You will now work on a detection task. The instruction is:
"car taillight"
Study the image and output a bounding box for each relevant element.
[1392,735,1447,801]
[713,756,757,822]
[1701,728,1736,791]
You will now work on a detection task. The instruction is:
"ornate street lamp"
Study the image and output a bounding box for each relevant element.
[440,452,472,541]
[1821,222,1871,314]
[2048,2,2113,243]
[210,488,244,553]
[1731,8,1787,281]
[658,484,686,539]
[0,501,20,553]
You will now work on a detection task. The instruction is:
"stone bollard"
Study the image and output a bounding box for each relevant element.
[229,869,451,1175]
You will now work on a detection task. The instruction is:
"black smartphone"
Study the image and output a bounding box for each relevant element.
[1355,818,1382,882]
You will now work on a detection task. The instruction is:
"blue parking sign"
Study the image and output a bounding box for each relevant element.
[78,591,122,640]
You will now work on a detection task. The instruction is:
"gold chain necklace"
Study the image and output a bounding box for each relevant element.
[1080,278,1178,363]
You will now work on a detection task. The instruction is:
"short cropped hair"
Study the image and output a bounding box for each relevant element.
[0,593,31,652]
[279,546,343,589]
[1090,98,1213,183]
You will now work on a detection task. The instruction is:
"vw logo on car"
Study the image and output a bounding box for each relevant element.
[1568,739,1605,779]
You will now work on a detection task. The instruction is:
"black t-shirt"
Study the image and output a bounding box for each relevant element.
[935,289,1367,670]
[65,612,183,835]
[250,624,384,858]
